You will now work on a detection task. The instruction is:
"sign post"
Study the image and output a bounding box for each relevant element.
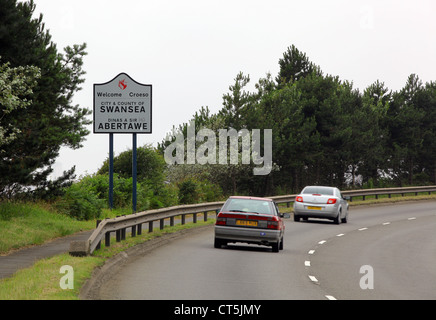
[93,73,152,212]
[109,133,114,209]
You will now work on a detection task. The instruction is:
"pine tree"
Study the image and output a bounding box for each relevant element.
[276,45,321,85]
[0,0,90,197]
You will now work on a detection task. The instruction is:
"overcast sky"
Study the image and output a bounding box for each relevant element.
[30,0,436,179]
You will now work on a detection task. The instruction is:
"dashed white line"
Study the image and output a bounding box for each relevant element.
[308,218,423,301]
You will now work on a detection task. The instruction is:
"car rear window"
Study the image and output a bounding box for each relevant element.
[302,187,334,196]
[222,198,274,215]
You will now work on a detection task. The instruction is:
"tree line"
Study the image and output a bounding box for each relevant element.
[159,45,436,195]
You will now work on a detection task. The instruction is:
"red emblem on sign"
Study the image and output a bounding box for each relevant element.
[118,79,127,90]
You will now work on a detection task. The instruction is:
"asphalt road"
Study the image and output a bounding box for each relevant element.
[97,201,436,300]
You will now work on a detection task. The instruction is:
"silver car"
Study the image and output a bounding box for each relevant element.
[293,186,349,224]
[214,196,287,252]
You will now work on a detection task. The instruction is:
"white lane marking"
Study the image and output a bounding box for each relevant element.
[408,217,416,220]
[308,275,318,282]
[336,233,345,237]
[318,240,326,244]
[305,260,311,267]
[325,295,337,300]
[308,250,315,255]
[382,222,390,225]
[358,227,368,231]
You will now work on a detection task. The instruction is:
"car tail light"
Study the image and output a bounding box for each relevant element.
[296,196,303,202]
[327,198,337,204]
[267,217,281,230]
[216,215,227,225]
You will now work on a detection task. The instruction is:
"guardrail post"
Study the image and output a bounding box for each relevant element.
[160,219,164,230]
[204,211,207,222]
[181,214,186,225]
[137,223,142,235]
[105,232,111,247]
[131,225,136,237]
[193,213,197,223]
[170,216,174,227]
[149,221,153,233]
[121,228,126,240]
[96,220,102,250]
[116,216,121,242]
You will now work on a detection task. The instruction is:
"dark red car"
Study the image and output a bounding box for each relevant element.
[214,196,287,252]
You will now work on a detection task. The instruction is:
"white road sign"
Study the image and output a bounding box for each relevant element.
[93,73,152,134]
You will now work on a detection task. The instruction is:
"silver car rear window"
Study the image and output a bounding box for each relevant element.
[302,187,334,196]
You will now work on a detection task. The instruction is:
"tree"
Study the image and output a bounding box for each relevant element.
[257,81,319,192]
[355,80,391,186]
[420,81,436,184]
[219,71,252,129]
[276,45,321,85]
[0,0,90,197]
[0,58,40,150]
[387,74,426,185]
[97,144,167,187]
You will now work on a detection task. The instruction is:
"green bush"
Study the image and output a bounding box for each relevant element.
[178,179,199,204]
[197,179,223,202]
[177,178,223,204]
[148,183,179,209]
[55,183,104,220]
[64,173,155,213]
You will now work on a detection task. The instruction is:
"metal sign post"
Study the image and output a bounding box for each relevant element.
[109,133,114,209]
[93,73,152,213]
[132,133,137,212]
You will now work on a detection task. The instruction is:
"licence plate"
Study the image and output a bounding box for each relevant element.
[236,220,258,227]
[307,206,322,210]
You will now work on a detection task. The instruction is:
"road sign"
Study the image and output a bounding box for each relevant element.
[93,72,152,134]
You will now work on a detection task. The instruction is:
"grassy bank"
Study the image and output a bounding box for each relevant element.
[0,202,95,254]
[0,220,214,300]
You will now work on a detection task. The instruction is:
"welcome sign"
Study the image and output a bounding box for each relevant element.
[93,73,152,134]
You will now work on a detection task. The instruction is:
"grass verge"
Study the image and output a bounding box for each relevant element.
[0,201,95,254]
[0,219,214,300]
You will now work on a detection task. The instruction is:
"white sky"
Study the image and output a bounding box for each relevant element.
[30,0,436,179]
